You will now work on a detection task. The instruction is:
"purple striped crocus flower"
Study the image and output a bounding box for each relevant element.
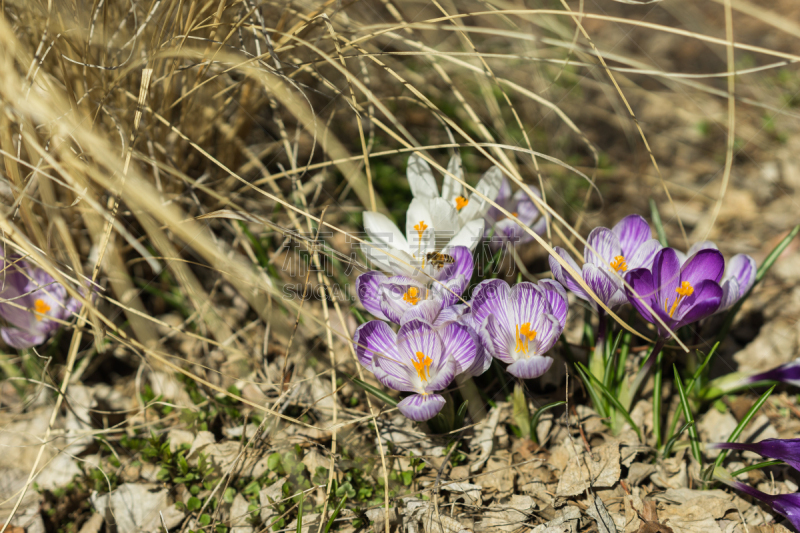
[676,241,756,313]
[745,359,800,388]
[624,247,724,337]
[470,278,567,379]
[549,215,662,310]
[0,255,81,349]
[710,438,800,472]
[484,176,547,251]
[356,246,473,325]
[353,319,484,421]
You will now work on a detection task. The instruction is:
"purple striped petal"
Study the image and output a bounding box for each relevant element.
[398,319,445,369]
[584,227,621,268]
[511,188,541,226]
[718,277,741,313]
[612,215,652,258]
[439,322,479,375]
[583,263,627,310]
[625,268,656,324]
[549,247,589,301]
[681,248,725,286]
[423,355,456,392]
[436,246,473,288]
[539,279,568,326]
[507,355,553,379]
[373,357,415,392]
[398,393,446,421]
[626,239,663,271]
[356,271,389,320]
[479,314,515,364]
[432,304,467,329]
[431,276,467,308]
[673,279,722,325]
[530,313,563,355]
[510,282,547,327]
[470,279,512,335]
[353,320,400,369]
[399,299,442,327]
[688,240,717,256]
[1,327,47,349]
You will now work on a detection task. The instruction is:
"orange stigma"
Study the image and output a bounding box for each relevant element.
[515,323,537,353]
[413,220,428,238]
[403,287,421,306]
[511,212,519,218]
[412,351,433,382]
[665,281,694,318]
[455,196,469,211]
[33,298,51,321]
[610,255,628,273]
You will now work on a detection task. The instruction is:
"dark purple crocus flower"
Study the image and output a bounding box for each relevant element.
[356,246,473,325]
[0,255,81,349]
[549,215,662,311]
[710,438,800,473]
[725,480,800,531]
[484,176,546,251]
[353,319,483,421]
[470,278,567,379]
[624,247,724,337]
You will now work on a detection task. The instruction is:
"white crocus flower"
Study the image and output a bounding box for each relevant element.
[406,153,502,232]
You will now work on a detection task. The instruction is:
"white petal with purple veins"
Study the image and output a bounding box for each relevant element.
[398,393,446,421]
[539,279,568,326]
[479,314,515,364]
[549,248,590,301]
[584,227,621,268]
[507,355,553,379]
[353,320,400,368]
[440,322,479,375]
[612,215,652,258]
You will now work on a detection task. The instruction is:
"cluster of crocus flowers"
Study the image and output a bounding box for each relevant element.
[711,438,800,531]
[354,154,568,421]
[0,253,81,349]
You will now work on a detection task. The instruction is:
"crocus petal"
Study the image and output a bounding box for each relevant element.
[511,187,541,226]
[430,276,466,308]
[612,215,652,258]
[353,320,401,369]
[423,354,457,392]
[584,227,622,268]
[373,357,415,392]
[728,481,800,532]
[625,267,657,324]
[399,299,442,327]
[530,313,563,355]
[711,438,800,473]
[727,254,756,294]
[479,314,515,364]
[583,263,625,309]
[651,248,683,307]
[688,240,718,256]
[1,327,47,349]
[510,282,547,327]
[470,279,513,335]
[681,248,725,286]
[446,218,484,252]
[459,166,502,224]
[356,271,389,320]
[626,238,664,271]
[673,279,722,326]
[0,295,36,331]
[439,322,479,375]
[398,319,445,369]
[441,154,463,203]
[486,175,512,221]
[359,241,394,273]
[428,197,461,246]
[379,282,416,323]
[507,355,553,379]
[407,153,439,199]
[747,359,800,387]
[436,246,474,289]
[363,211,408,253]
[718,277,741,313]
[539,279,568,326]
[398,393,446,422]
[549,247,590,301]
[432,304,467,330]
[406,198,436,256]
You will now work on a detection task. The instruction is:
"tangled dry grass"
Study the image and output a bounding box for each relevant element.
[1,0,800,532]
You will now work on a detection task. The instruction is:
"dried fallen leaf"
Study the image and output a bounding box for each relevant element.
[556,440,621,497]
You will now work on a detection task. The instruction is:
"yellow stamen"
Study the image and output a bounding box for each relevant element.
[413,220,428,239]
[512,212,519,218]
[664,281,694,318]
[412,351,433,383]
[403,287,421,306]
[455,196,469,211]
[515,322,537,353]
[610,255,628,273]
[33,298,50,321]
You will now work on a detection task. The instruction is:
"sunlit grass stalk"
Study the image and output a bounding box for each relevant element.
[673,365,702,465]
